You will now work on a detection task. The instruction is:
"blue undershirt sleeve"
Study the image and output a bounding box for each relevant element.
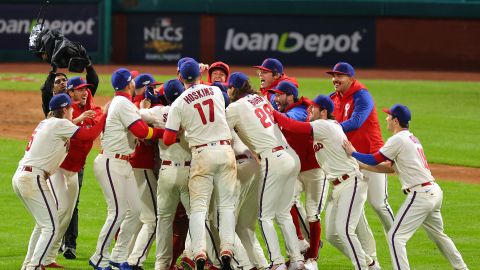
[341,90,374,132]
[352,152,380,166]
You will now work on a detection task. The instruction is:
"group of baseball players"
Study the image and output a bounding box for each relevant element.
[12,56,469,270]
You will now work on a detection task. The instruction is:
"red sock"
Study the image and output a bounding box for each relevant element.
[290,205,304,240]
[307,221,321,259]
[170,204,189,268]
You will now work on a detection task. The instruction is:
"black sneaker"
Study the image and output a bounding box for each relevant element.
[63,247,76,260]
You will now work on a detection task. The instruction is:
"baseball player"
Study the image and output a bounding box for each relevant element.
[344,104,469,270]
[203,81,268,270]
[14,93,105,270]
[43,77,104,268]
[225,72,304,270]
[125,73,164,269]
[269,81,329,269]
[163,60,237,270]
[254,58,298,111]
[328,62,393,264]
[136,79,192,270]
[89,68,164,270]
[41,61,99,117]
[272,95,379,270]
[207,61,230,84]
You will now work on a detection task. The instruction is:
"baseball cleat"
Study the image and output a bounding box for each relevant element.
[220,250,233,270]
[194,253,208,270]
[287,260,305,270]
[45,262,65,268]
[368,260,381,270]
[304,259,317,270]
[89,260,113,270]
[109,261,133,270]
[181,256,196,270]
[63,247,77,260]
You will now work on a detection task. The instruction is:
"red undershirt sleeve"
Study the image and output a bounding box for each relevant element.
[72,114,106,141]
[163,129,178,146]
[273,110,312,135]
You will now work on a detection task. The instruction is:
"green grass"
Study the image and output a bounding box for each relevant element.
[0,138,478,269]
[1,73,479,167]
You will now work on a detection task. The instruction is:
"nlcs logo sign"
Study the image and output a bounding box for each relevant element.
[224,28,364,57]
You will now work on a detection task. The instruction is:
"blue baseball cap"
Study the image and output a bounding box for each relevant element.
[67,76,92,91]
[179,60,200,81]
[134,73,156,89]
[228,72,249,89]
[305,95,334,113]
[383,104,411,124]
[326,62,355,77]
[177,57,195,70]
[111,68,132,91]
[163,79,185,104]
[269,81,298,98]
[254,58,283,74]
[49,93,72,111]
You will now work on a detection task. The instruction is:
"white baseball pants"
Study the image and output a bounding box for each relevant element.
[128,168,158,267]
[258,147,302,265]
[325,175,371,270]
[13,168,59,270]
[89,154,141,268]
[388,183,468,270]
[44,169,79,265]
[154,164,191,270]
[188,144,237,259]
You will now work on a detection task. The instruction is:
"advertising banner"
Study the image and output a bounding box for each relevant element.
[215,16,376,66]
[127,14,200,63]
[0,3,99,52]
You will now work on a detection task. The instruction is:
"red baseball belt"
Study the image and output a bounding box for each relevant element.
[194,140,231,149]
[162,160,191,167]
[403,181,433,194]
[332,174,351,186]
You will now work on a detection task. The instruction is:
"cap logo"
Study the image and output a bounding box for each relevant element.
[61,102,68,107]
[127,75,132,82]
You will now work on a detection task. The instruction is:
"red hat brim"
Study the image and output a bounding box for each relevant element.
[253,65,272,72]
[72,83,93,90]
[382,108,392,115]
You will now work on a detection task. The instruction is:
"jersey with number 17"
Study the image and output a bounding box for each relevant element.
[226,94,288,154]
[166,83,232,147]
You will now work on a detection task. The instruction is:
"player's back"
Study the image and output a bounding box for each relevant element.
[139,105,191,162]
[384,130,434,189]
[167,84,231,148]
[101,95,139,155]
[311,119,359,179]
[20,117,78,175]
[226,94,288,154]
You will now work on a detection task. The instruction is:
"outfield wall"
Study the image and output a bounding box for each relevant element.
[1,0,479,70]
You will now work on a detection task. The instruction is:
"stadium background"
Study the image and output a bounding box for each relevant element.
[0,0,479,269]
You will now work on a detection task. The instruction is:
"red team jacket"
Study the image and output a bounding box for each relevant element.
[60,90,103,172]
[330,80,384,154]
[276,97,320,172]
[129,94,157,170]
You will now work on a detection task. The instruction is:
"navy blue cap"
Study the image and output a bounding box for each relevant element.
[269,81,298,98]
[254,58,283,74]
[163,79,185,104]
[383,104,411,124]
[49,93,72,111]
[228,72,249,89]
[67,76,91,91]
[111,68,132,91]
[134,73,156,89]
[326,62,355,77]
[305,95,334,113]
[179,60,200,81]
[177,57,195,70]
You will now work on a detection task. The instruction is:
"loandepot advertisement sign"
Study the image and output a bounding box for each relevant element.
[0,3,99,51]
[127,14,200,63]
[216,16,375,66]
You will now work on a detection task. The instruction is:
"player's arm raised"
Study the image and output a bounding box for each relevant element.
[273,110,312,135]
